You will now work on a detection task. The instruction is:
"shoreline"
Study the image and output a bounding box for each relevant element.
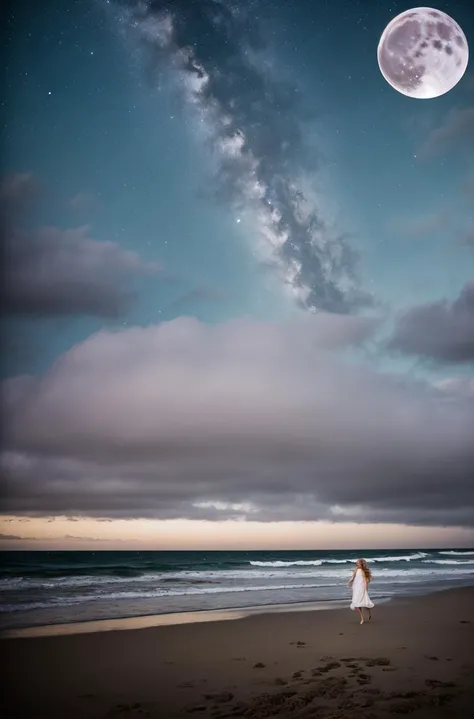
[2,580,471,639]
[0,599,358,639]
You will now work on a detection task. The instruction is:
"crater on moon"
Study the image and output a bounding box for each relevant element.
[377,7,469,99]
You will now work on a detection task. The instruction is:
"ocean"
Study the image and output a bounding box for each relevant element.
[1,548,474,631]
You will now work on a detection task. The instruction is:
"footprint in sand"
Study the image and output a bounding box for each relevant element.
[115,703,147,714]
[388,697,425,714]
[211,700,248,717]
[389,691,421,699]
[356,696,375,708]
[253,662,266,668]
[431,693,455,707]
[203,692,234,703]
[318,661,342,673]
[365,657,390,667]
[313,676,348,698]
[425,679,456,688]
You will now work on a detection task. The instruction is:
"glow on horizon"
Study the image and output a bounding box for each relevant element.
[1,516,473,550]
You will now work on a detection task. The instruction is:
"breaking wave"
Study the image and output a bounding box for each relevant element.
[423,559,474,565]
[250,552,428,567]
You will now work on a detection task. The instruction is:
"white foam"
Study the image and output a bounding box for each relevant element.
[250,552,429,567]
[423,559,474,565]
[439,551,474,556]
[367,552,428,562]
[250,560,323,567]
[0,582,342,612]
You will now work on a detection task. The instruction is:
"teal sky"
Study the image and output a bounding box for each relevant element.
[3,0,472,376]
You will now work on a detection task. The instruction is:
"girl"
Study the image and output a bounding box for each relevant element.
[348,558,374,624]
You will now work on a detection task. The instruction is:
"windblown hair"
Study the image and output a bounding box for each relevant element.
[357,558,372,583]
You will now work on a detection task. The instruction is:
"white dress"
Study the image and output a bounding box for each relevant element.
[350,568,374,610]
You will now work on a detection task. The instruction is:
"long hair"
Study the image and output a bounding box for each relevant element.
[358,558,372,583]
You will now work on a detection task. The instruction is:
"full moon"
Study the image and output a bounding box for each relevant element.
[377,7,469,99]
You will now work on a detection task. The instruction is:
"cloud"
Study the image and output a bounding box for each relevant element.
[3,225,161,319]
[418,106,474,160]
[69,192,100,214]
[0,172,42,214]
[112,0,373,314]
[388,279,474,363]
[460,223,474,249]
[0,533,25,540]
[434,377,474,399]
[1,173,162,319]
[388,210,449,238]
[1,315,473,527]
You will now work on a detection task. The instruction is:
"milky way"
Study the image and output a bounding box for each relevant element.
[108,0,373,314]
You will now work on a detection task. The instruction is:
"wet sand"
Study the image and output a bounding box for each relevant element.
[2,586,473,718]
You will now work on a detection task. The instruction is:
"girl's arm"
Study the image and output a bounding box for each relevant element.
[347,568,357,587]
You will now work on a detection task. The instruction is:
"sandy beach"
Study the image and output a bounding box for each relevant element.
[1,586,473,718]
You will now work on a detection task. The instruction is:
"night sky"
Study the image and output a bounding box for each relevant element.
[1,0,473,549]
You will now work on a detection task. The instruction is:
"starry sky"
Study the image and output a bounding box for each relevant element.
[1,0,474,550]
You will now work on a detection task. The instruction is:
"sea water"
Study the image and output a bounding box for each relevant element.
[1,548,473,630]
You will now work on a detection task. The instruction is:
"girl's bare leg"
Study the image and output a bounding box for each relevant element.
[357,607,364,624]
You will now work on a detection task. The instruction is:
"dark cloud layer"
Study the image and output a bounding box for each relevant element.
[2,316,473,527]
[1,173,161,319]
[389,279,474,363]
[3,225,160,319]
[114,0,372,313]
